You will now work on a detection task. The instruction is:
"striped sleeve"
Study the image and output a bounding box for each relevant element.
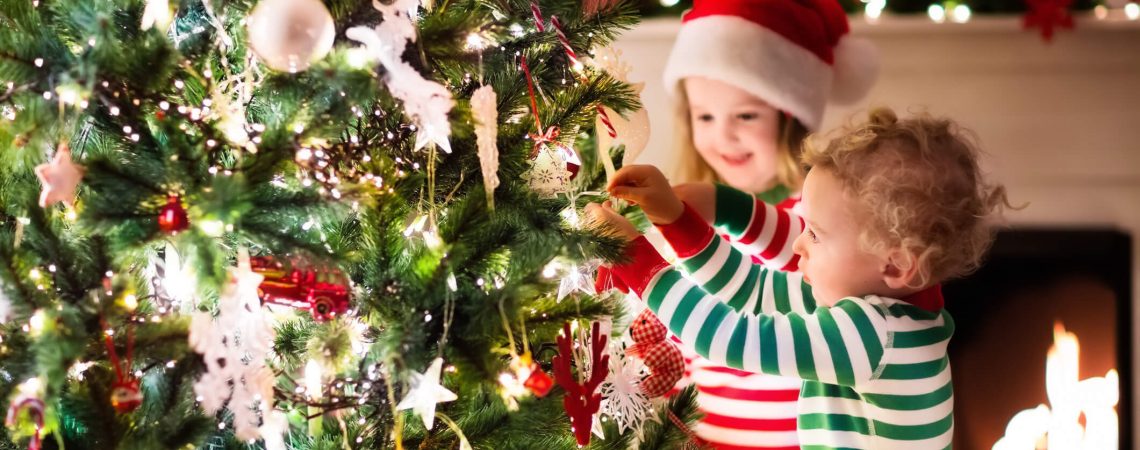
[613,237,890,387]
[713,184,803,272]
[660,204,815,316]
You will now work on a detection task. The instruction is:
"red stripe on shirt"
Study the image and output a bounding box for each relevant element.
[699,411,800,432]
[697,385,802,402]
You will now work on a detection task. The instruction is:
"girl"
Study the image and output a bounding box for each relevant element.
[656,1,877,448]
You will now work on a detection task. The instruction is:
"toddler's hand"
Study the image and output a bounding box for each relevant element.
[585,202,640,240]
[672,182,715,223]
[608,165,685,225]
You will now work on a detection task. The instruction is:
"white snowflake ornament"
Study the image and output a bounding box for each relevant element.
[187,252,281,444]
[598,339,654,437]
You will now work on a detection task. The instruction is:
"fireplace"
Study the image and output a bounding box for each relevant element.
[942,228,1132,449]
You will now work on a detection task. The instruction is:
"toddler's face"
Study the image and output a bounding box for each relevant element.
[684,77,782,193]
[792,168,888,306]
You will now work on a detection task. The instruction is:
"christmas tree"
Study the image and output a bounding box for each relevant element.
[0,0,699,448]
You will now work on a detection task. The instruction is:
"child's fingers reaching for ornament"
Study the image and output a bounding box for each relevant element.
[585,202,640,240]
[607,165,685,225]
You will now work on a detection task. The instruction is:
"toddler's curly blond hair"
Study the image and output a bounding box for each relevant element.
[802,108,1013,287]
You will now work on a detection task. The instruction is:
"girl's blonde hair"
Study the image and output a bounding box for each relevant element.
[803,107,1014,287]
[669,84,810,191]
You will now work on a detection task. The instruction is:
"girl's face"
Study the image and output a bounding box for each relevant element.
[684,77,782,193]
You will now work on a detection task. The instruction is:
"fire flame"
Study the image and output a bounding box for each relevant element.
[993,322,1118,450]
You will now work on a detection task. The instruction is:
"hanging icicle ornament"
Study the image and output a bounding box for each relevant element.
[246,0,335,72]
[34,142,84,209]
[157,195,189,234]
[471,85,500,210]
[101,317,143,414]
[346,0,454,153]
[553,322,608,446]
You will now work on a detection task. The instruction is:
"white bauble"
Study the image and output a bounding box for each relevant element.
[246,0,336,73]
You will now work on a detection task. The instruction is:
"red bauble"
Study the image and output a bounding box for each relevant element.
[250,255,352,321]
[110,379,143,414]
[157,195,189,234]
[524,365,554,398]
[155,110,166,120]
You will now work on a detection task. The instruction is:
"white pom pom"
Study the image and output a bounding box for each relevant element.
[830,36,880,105]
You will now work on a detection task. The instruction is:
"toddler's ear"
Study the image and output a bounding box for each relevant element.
[881,249,921,290]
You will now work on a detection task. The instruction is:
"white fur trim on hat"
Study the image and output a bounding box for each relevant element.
[830,36,879,105]
[663,16,831,130]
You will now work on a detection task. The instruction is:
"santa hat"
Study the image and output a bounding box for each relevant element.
[663,0,878,130]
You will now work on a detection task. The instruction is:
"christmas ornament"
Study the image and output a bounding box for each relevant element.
[549,16,583,71]
[188,252,281,443]
[110,379,143,414]
[5,379,45,450]
[346,0,454,153]
[141,0,173,32]
[596,341,653,437]
[396,357,458,430]
[556,261,597,302]
[250,255,352,321]
[517,352,555,397]
[624,310,684,398]
[246,0,336,72]
[101,317,143,414]
[0,287,11,323]
[1024,0,1074,42]
[499,351,554,409]
[583,0,619,17]
[553,321,609,446]
[524,364,554,398]
[471,85,500,210]
[34,142,84,208]
[518,56,578,195]
[589,47,650,174]
[157,195,189,234]
[524,148,573,198]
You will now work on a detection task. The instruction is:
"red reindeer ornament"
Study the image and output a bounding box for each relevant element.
[552,321,608,446]
[625,309,684,398]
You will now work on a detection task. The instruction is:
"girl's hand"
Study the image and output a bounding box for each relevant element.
[672,182,716,223]
[608,165,685,225]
